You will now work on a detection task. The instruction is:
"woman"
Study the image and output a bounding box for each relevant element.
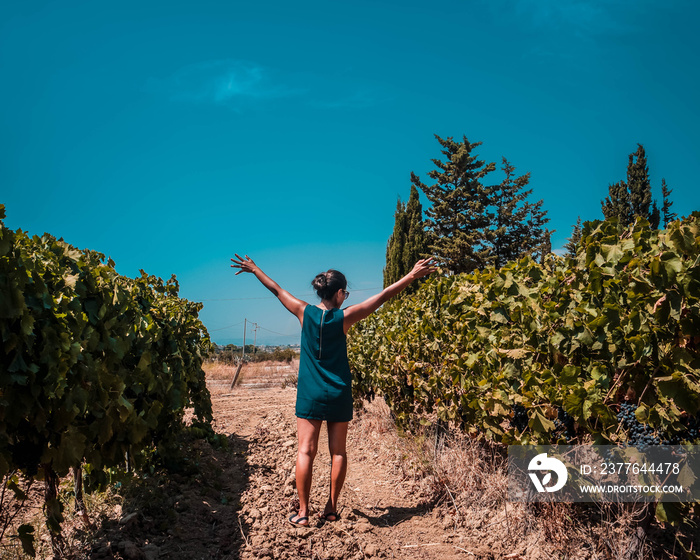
[230,254,435,527]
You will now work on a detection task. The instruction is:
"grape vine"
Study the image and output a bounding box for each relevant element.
[0,205,214,554]
[348,214,700,446]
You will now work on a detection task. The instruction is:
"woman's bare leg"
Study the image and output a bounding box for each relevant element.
[323,421,349,519]
[295,418,323,525]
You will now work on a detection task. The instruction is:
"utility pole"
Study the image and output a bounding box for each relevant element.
[241,318,247,361]
[252,323,258,356]
[230,318,247,390]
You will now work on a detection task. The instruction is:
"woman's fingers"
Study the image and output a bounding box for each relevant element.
[412,257,437,278]
[231,254,255,274]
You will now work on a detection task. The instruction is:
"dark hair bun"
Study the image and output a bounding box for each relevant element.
[311,270,347,301]
[312,273,328,290]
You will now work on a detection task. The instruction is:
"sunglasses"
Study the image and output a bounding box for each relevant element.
[342,290,350,300]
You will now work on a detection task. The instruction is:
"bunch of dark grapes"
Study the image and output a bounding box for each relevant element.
[617,402,638,430]
[616,402,662,449]
[554,406,576,442]
[510,404,529,432]
[668,415,700,444]
[685,416,700,442]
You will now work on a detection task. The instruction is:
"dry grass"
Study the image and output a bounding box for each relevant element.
[236,360,298,380]
[0,471,123,560]
[351,396,697,560]
[202,361,238,382]
[354,398,507,509]
[203,360,298,389]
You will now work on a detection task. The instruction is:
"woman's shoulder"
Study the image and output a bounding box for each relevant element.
[330,307,345,322]
[303,304,315,316]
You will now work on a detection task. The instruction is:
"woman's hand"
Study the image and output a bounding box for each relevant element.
[343,257,437,334]
[409,258,437,280]
[230,254,258,275]
[230,255,307,323]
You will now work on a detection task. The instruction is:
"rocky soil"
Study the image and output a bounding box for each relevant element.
[6,378,690,559]
[71,386,528,560]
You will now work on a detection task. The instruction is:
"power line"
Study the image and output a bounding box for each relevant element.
[205,285,384,336]
[198,287,382,302]
[257,325,299,338]
[240,319,299,338]
[208,320,245,332]
[203,296,279,301]
[208,319,298,338]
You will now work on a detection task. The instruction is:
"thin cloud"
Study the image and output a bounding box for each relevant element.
[147,60,303,106]
[148,59,386,111]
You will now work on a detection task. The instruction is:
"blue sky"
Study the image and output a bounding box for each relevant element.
[2,0,699,345]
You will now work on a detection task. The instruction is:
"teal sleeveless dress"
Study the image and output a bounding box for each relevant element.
[296,304,353,422]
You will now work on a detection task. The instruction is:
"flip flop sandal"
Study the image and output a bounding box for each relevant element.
[320,511,340,522]
[288,513,309,528]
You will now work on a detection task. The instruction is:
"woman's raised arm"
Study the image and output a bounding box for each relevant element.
[342,258,436,334]
[230,254,307,324]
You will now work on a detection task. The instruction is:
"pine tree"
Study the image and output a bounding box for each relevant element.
[383,185,427,290]
[565,216,582,257]
[412,135,495,274]
[661,178,677,227]
[487,158,550,268]
[413,135,550,273]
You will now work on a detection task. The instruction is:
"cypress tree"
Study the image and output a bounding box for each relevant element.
[383,185,427,291]
[412,135,495,274]
[383,198,407,288]
[661,178,677,227]
[602,180,633,225]
[649,200,661,230]
[601,144,665,228]
[402,185,427,278]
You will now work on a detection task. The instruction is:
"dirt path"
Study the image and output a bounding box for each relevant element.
[6,373,687,558]
[211,387,490,560]
[77,385,518,560]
